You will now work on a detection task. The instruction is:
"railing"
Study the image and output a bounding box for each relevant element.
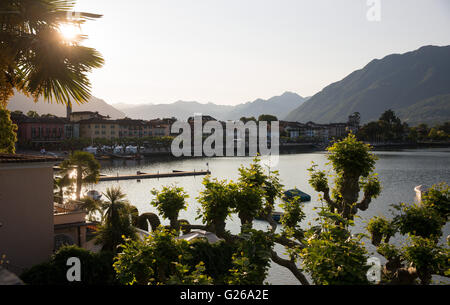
[53,196,84,214]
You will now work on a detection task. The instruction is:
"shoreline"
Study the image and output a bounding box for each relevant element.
[15,141,450,161]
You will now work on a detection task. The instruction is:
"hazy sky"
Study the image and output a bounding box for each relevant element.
[73,0,450,105]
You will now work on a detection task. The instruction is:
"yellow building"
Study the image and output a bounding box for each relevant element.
[78,118,121,140]
[76,114,175,140]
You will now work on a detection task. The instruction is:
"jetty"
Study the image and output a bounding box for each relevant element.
[98,170,211,182]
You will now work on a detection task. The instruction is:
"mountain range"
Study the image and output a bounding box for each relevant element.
[115,91,307,121]
[285,45,450,126]
[7,91,125,119]
[6,90,306,122]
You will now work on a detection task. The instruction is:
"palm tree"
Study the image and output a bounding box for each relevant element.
[96,187,137,252]
[0,0,104,153]
[101,187,161,231]
[53,173,72,204]
[0,0,104,107]
[78,197,102,221]
[60,151,100,200]
[101,187,130,226]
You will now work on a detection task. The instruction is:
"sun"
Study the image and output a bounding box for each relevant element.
[59,23,80,41]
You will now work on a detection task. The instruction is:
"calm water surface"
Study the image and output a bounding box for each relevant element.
[91,148,450,285]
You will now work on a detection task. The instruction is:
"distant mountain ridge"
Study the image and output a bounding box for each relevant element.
[6,90,306,122]
[7,91,125,119]
[115,92,306,121]
[285,45,450,126]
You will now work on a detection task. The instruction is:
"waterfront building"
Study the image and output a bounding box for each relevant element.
[0,154,61,275]
[150,117,176,136]
[10,112,68,148]
[78,117,121,140]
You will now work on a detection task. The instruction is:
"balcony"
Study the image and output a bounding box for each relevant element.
[53,201,87,225]
[53,200,93,249]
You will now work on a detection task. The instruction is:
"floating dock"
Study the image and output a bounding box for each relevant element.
[98,170,211,182]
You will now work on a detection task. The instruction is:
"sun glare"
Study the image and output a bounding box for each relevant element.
[59,23,80,41]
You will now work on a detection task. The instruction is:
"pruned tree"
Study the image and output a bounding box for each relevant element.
[150,185,189,232]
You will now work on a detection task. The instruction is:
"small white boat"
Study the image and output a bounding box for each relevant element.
[85,190,102,201]
[84,146,97,155]
[414,185,429,203]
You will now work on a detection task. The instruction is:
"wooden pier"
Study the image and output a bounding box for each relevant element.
[98,170,211,182]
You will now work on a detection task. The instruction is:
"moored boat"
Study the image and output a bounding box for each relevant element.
[255,211,284,223]
[85,190,102,201]
[414,185,429,203]
[284,188,311,202]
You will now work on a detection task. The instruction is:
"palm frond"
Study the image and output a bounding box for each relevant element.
[0,0,104,106]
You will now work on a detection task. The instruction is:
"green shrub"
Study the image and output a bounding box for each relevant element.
[113,228,214,285]
[20,245,116,285]
[300,216,370,285]
[185,239,235,284]
[367,216,395,246]
[393,203,445,239]
[422,183,450,219]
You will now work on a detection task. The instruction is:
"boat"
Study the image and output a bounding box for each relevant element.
[83,146,97,155]
[255,211,284,223]
[85,190,102,201]
[414,185,429,203]
[284,189,311,202]
[271,211,284,223]
[110,153,143,160]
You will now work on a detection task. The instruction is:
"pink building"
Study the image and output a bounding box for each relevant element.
[10,113,67,147]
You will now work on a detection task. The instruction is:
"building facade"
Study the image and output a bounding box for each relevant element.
[11,113,68,147]
[78,117,121,140]
[0,154,61,275]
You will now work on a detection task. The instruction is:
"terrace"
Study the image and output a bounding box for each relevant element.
[53,198,97,250]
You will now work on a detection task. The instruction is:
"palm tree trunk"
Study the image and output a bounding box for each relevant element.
[76,166,82,200]
[59,188,64,204]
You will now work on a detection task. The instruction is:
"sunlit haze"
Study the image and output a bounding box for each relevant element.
[59,23,80,41]
[73,0,450,105]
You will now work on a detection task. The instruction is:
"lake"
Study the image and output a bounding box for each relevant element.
[91,148,450,285]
